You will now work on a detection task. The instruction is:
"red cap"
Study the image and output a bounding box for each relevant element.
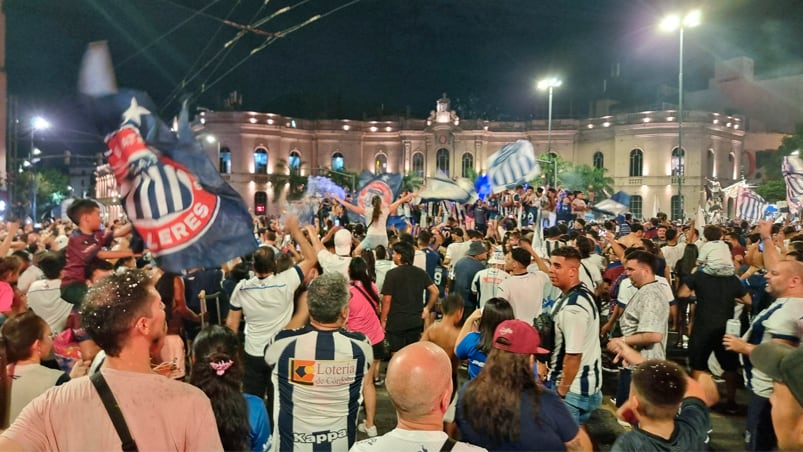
[493,319,550,355]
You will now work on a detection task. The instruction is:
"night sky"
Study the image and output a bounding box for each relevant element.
[5,0,803,155]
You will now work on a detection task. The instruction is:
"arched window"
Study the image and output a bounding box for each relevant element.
[412,152,424,177]
[461,152,474,178]
[593,151,604,169]
[629,149,643,177]
[436,148,450,175]
[219,146,232,174]
[254,147,268,174]
[289,150,301,176]
[630,195,643,219]
[332,152,344,171]
[707,149,716,178]
[671,195,684,221]
[254,191,267,215]
[671,147,685,176]
[375,153,387,174]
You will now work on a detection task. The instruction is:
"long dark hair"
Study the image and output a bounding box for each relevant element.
[460,347,542,445]
[369,196,382,226]
[190,325,249,451]
[0,311,49,428]
[348,257,380,304]
[477,298,515,354]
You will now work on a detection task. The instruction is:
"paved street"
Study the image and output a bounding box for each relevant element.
[359,335,750,451]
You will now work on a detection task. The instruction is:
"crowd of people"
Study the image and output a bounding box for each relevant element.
[0,187,800,451]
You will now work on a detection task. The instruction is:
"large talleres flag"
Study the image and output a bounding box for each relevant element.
[487,140,541,193]
[736,186,768,223]
[80,43,258,272]
[783,156,803,211]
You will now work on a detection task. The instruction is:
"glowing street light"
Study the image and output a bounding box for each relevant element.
[28,116,51,223]
[537,77,562,155]
[660,9,701,220]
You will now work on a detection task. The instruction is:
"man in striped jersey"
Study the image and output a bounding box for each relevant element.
[547,246,603,427]
[265,272,373,452]
[724,258,803,451]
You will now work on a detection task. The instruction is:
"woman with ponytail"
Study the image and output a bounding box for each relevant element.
[190,325,270,452]
[1,311,87,427]
[334,192,416,255]
[346,256,384,437]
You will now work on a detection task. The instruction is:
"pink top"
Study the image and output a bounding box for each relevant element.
[0,281,13,312]
[346,281,385,346]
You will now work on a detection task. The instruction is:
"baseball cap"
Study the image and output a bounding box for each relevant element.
[493,319,549,355]
[751,342,803,407]
[334,229,353,256]
[466,241,487,256]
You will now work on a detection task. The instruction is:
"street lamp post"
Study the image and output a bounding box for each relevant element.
[661,10,701,220]
[537,77,562,155]
[29,116,51,223]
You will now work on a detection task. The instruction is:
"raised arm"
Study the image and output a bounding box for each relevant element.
[334,197,365,215]
[286,215,318,275]
[389,192,416,213]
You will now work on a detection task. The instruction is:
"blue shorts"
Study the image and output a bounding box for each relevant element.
[564,391,602,425]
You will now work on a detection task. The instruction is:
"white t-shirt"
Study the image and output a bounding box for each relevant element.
[579,259,602,291]
[742,297,803,397]
[350,428,486,452]
[661,242,687,273]
[365,206,390,237]
[471,267,510,308]
[17,265,44,295]
[445,241,470,269]
[229,266,304,356]
[374,259,396,293]
[697,240,734,273]
[317,249,351,278]
[26,278,72,333]
[1,368,223,451]
[498,271,549,323]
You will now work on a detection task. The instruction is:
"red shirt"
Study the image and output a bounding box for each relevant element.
[61,229,114,286]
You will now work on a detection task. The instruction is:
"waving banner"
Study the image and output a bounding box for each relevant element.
[80,43,257,272]
[487,140,540,193]
[417,176,478,204]
[783,156,803,212]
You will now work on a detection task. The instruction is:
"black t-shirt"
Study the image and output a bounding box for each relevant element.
[611,398,711,452]
[381,264,434,332]
[686,272,747,328]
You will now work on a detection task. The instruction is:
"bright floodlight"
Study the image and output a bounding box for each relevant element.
[32,116,51,130]
[660,14,681,31]
[205,135,217,143]
[537,77,562,90]
[683,10,702,27]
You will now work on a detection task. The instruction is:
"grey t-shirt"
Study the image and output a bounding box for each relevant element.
[619,280,669,363]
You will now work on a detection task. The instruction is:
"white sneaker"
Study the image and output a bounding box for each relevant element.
[358,421,378,437]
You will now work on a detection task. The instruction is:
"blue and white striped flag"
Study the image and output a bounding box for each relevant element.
[487,140,540,193]
[736,186,768,223]
[783,156,803,211]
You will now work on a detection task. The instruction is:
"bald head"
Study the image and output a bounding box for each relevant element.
[385,342,453,421]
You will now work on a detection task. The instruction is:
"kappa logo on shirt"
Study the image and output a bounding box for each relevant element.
[289,358,358,386]
[294,429,347,444]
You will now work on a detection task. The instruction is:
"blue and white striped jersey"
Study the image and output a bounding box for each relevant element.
[265,326,373,452]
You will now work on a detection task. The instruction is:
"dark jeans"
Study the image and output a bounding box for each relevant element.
[747,393,776,451]
[615,368,632,408]
[243,352,275,425]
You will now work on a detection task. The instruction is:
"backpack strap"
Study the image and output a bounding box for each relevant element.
[90,372,138,452]
[440,437,457,452]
